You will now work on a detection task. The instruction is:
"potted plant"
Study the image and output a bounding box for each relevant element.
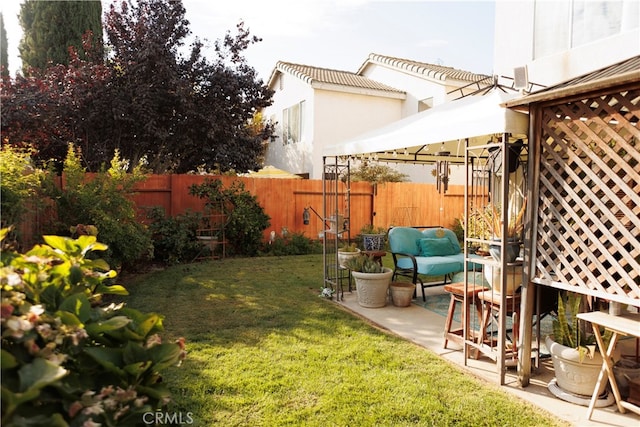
[337,242,361,268]
[360,224,387,251]
[476,197,527,263]
[545,291,617,398]
[343,254,393,308]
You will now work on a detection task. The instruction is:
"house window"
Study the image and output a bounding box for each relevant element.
[533,0,638,59]
[282,100,305,144]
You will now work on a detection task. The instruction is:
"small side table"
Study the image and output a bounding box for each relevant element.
[443,282,489,358]
[362,250,386,266]
[476,291,522,363]
[576,311,640,420]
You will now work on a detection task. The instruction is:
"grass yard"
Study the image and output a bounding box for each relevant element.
[123,254,567,426]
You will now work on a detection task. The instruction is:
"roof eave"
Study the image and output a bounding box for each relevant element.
[312,82,406,99]
[505,69,640,108]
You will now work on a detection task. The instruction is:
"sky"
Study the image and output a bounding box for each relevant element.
[1,0,495,81]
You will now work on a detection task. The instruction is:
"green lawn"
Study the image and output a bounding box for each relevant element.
[123,254,567,426]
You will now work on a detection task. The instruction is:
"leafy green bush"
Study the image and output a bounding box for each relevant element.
[0,229,185,426]
[146,207,203,265]
[43,145,153,270]
[260,232,322,256]
[0,145,46,243]
[189,179,270,256]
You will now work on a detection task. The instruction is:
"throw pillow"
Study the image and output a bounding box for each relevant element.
[418,238,457,257]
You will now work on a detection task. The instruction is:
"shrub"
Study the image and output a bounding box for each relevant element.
[0,228,185,426]
[43,144,153,270]
[0,145,46,244]
[146,207,203,265]
[189,179,270,256]
[260,232,322,256]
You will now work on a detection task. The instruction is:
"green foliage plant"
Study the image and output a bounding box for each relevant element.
[350,162,408,183]
[44,144,153,270]
[189,178,270,256]
[146,207,204,265]
[260,232,322,256]
[0,228,186,426]
[360,224,387,235]
[551,291,611,362]
[338,242,359,252]
[343,254,384,273]
[0,145,46,240]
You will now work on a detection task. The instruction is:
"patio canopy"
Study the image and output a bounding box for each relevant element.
[323,89,529,164]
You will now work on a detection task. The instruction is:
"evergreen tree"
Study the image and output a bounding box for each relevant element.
[18,0,103,74]
[1,13,8,76]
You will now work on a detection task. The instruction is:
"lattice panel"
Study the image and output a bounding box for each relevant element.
[535,87,640,307]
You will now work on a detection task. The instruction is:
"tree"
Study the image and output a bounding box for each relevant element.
[102,0,274,173]
[350,162,409,184]
[18,0,103,74]
[1,13,8,76]
[3,0,274,174]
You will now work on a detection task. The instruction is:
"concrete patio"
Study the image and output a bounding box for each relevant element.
[338,285,639,427]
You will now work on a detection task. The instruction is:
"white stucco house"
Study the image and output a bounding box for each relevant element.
[493,0,639,87]
[262,54,490,180]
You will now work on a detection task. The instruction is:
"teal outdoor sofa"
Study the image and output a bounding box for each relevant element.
[388,227,468,301]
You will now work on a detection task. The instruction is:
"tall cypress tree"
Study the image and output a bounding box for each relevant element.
[18,0,103,74]
[0,13,8,76]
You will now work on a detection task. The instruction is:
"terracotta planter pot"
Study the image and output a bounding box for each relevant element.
[390,282,415,307]
[352,267,393,308]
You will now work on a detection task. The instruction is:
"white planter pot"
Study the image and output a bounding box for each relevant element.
[352,267,393,308]
[337,248,361,268]
[483,264,522,296]
[545,336,607,397]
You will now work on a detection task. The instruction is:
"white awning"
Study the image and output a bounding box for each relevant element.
[323,89,529,164]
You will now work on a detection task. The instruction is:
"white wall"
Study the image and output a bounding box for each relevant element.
[494,0,640,86]
[361,64,450,117]
[263,72,315,176]
[311,89,403,179]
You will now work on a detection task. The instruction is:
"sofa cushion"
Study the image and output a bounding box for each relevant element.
[388,227,424,256]
[420,228,462,253]
[418,238,457,256]
[396,253,464,276]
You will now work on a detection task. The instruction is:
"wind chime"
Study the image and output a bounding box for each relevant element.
[435,150,450,194]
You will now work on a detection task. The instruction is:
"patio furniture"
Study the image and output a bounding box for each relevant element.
[443,282,489,358]
[577,311,640,420]
[476,290,522,364]
[388,227,466,301]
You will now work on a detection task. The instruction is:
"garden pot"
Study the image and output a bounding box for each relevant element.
[389,282,415,307]
[545,336,609,397]
[352,267,393,308]
[483,263,522,296]
[337,248,361,268]
[362,233,386,251]
[489,238,520,263]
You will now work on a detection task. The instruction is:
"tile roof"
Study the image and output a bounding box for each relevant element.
[270,61,405,94]
[359,53,491,82]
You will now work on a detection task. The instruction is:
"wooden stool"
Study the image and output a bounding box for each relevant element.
[477,291,521,362]
[443,282,489,356]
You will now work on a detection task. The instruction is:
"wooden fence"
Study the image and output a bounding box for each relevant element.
[17,175,467,247]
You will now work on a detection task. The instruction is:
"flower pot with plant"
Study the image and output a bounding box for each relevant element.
[546,291,617,398]
[476,197,526,264]
[338,242,361,268]
[343,254,393,308]
[360,224,387,251]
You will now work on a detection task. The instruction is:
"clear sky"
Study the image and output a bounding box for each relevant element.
[1,0,495,81]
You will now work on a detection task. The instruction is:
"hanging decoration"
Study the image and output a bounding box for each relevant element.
[435,149,450,194]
